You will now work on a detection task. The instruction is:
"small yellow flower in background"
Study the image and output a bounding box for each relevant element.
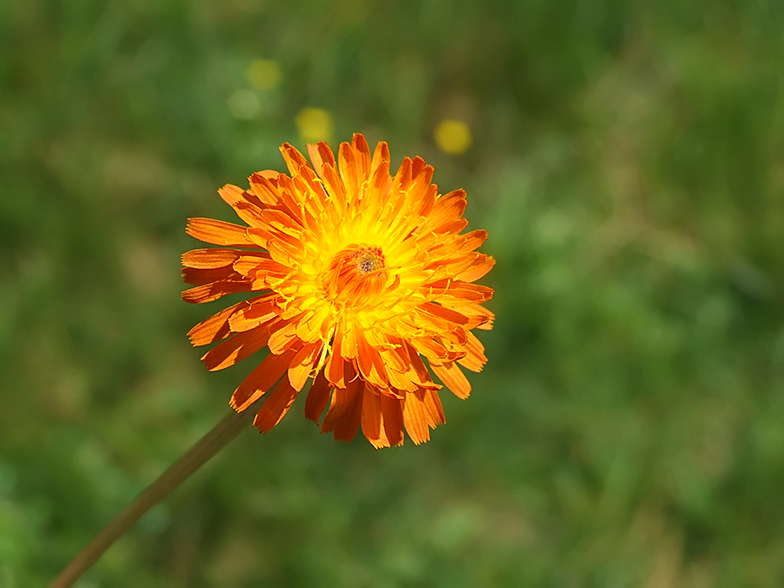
[295,107,334,144]
[434,119,473,155]
[247,59,282,91]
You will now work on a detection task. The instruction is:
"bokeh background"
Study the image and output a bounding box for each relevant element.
[2,0,784,586]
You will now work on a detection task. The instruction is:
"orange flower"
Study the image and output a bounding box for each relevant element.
[182,134,494,447]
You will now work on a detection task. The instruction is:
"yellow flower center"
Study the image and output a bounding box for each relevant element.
[352,246,386,275]
[320,244,389,308]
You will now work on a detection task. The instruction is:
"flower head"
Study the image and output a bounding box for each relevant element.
[182,134,494,447]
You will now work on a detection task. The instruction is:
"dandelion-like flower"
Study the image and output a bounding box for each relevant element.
[183,134,494,447]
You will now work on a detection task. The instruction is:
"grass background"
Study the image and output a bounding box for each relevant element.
[2,0,784,586]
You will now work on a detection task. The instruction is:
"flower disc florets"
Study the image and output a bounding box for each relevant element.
[353,246,385,275]
[182,134,494,447]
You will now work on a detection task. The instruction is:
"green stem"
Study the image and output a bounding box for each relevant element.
[50,404,258,588]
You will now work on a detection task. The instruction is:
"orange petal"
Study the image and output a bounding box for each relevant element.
[218,185,268,228]
[376,341,409,374]
[409,337,452,362]
[401,312,468,351]
[370,140,390,176]
[248,172,282,207]
[357,161,390,216]
[266,234,305,267]
[294,179,325,218]
[228,294,280,332]
[415,182,438,218]
[245,227,272,249]
[421,252,480,282]
[217,183,247,206]
[410,156,427,179]
[267,318,301,355]
[272,175,305,225]
[233,257,289,280]
[325,322,346,388]
[279,143,311,177]
[338,141,361,205]
[182,248,268,269]
[351,133,372,181]
[430,361,471,399]
[288,341,323,391]
[419,302,472,326]
[457,229,489,253]
[187,298,256,346]
[339,320,358,360]
[426,229,487,260]
[181,280,253,304]
[186,218,256,247]
[232,200,267,228]
[457,331,488,373]
[421,280,494,305]
[253,377,300,433]
[361,387,404,448]
[311,141,336,177]
[294,166,329,214]
[355,329,390,389]
[451,303,495,331]
[260,209,305,235]
[423,303,489,331]
[320,378,363,442]
[402,390,430,445]
[320,163,346,208]
[434,218,469,235]
[307,143,325,177]
[304,369,332,423]
[380,394,405,446]
[230,348,298,411]
[422,189,467,232]
[385,368,417,393]
[182,265,243,286]
[294,306,331,343]
[325,352,347,389]
[391,157,412,194]
[404,342,442,390]
[456,254,496,283]
[360,387,385,447]
[201,325,272,371]
[423,388,446,427]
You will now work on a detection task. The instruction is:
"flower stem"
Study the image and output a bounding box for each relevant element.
[50,405,258,588]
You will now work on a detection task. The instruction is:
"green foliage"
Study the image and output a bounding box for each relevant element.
[1,0,784,585]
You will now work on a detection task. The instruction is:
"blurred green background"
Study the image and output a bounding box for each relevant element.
[2,0,784,586]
